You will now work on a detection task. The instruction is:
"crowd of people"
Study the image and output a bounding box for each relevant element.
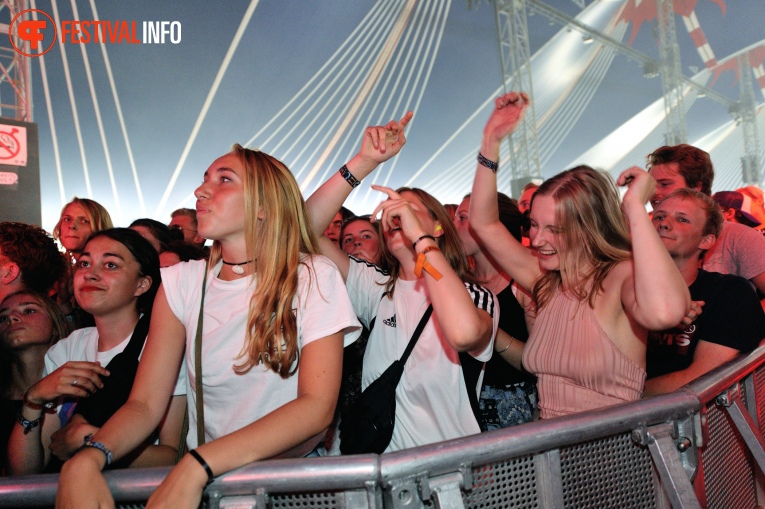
[0,92,763,508]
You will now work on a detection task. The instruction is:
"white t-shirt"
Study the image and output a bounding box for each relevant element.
[346,257,497,453]
[44,325,186,397]
[162,256,360,455]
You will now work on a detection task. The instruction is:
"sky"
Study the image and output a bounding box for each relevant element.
[2,0,763,230]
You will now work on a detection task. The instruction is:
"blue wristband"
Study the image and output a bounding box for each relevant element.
[82,433,112,466]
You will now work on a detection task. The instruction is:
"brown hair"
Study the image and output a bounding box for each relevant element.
[530,166,632,309]
[647,144,714,196]
[381,188,477,297]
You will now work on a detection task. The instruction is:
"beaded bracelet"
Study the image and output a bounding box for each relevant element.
[16,410,42,435]
[477,152,499,173]
[189,449,215,485]
[339,165,361,188]
[82,433,113,466]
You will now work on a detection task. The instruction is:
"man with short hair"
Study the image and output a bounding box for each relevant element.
[647,144,765,300]
[517,182,538,214]
[169,208,205,247]
[0,222,67,302]
[643,189,765,396]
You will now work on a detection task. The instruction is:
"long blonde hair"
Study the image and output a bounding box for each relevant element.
[382,187,477,296]
[531,166,632,309]
[208,145,319,378]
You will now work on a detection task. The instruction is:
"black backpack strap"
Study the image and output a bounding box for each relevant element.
[122,313,151,359]
[399,305,433,364]
[459,351,487,432]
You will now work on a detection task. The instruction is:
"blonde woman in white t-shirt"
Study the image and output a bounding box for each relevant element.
[57,146,360,509]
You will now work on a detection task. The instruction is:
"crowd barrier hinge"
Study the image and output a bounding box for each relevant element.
[636,422,702,509]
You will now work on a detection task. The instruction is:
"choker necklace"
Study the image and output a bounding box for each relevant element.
[222,259,253,275]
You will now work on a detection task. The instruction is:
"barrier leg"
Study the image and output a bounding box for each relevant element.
[636,423,702,509]
[718,392,765,474]
[534,449,564,509]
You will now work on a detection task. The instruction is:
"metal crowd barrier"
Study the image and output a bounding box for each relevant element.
[3,345,765,509]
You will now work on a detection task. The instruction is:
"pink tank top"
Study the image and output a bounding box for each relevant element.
[522,290,646,419]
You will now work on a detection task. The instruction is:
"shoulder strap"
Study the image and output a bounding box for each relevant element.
[459,351,487,432]
[398,305,433,365]
[122,312,151,359]
[195,261,209,446]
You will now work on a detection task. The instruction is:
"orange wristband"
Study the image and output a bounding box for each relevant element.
[414,246,443,281]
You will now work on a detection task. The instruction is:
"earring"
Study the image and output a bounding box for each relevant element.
[435,224,443,232]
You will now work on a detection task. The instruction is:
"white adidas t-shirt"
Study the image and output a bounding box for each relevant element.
[345,257,497,452]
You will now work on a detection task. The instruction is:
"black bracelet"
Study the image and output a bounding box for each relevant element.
[477,152,499,173]
[339,164,361,188]
[189,449,215,485]
[16,410,42,435]
[412,234,436,250]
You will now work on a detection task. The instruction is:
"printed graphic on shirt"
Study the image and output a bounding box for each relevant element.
[649,324,696,357]
[383,314,397,328]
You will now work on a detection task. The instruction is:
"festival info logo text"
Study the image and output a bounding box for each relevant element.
[9,9,181,57]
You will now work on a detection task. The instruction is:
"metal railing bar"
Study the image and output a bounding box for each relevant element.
[686,346,765,403]
[380,390,698,482]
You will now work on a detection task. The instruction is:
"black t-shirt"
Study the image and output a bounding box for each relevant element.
[647,270,765,379]
[0,398,21,476]
[482,284,535,386]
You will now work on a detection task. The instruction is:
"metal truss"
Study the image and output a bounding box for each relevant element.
[0,0,32,121]
[494,0,542,197]
[735,54,762,185]
[656,0,687,145]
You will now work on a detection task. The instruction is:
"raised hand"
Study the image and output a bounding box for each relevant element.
[370,185,429,245]
[25,361,109,406]
[617,166,656,208]
[483,92,530,143]
[357,111,413,167]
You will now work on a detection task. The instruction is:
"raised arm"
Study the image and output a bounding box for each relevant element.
[617,167,690,329]
[469,93,540,292]
[56,285,187,508]
[306,112,412,279]
[371,186,493,354]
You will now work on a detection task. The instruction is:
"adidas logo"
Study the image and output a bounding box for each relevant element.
[383,314,397,328]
